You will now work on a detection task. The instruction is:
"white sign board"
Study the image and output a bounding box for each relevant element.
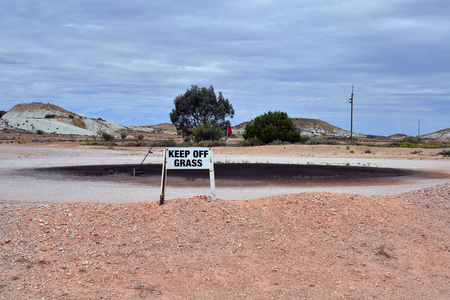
[166,148,211,169]
[160,147,216,204]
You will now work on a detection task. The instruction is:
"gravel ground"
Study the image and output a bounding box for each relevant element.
[0,145,449,203]
[0,144,449,299]
[1,187,449,299]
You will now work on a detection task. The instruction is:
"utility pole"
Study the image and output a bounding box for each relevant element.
[418,119,420,137]
[347,86,354,140]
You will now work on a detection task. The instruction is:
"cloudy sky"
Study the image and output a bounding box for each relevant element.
[1,0,449,136]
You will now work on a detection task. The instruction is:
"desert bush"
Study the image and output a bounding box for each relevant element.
[395,136,422,147]
[270,140,283,145]
[157,139,177,147]
[36,130,44,135]
[306,138,320,145]
[440,150,450,157]
[101,132,114,141]
[120,132,127,140]
[386,141,400,147]
[193,120,224,142]
[178,140,194,147]
[417,144,441,149]
[398,142,417,148]
[196,140,225,147]
[137,134,144,140]
[44,114,57,119]
[300,135,310,143]
[107,141,117,149]
[306,138,339,145]
[243,111,301,144]
[123,141,142,147]
[403,136,422,144]
[81,140,99,145]
[236,138,263,147]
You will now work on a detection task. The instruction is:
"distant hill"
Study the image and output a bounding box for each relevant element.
[128,123,178,136]
[0,102,125,136]
[232,118,358,139]
[291,118,354,138]
[422,128,450,140]
[1,102,448,140]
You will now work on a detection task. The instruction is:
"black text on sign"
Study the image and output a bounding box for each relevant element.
[166,148,211,169]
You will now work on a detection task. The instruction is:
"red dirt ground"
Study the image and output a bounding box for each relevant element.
[0,144,449,299]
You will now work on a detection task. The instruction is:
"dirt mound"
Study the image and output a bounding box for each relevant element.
[0,184,448,299]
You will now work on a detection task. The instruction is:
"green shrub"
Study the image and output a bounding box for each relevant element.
[106,141,117,148]
[236,138,263,147]
[120,132,127,140]
[417,144,441,149]
[45,114,57,119]
[270,140,284,145]
[101,132,114,141]
[440,150,450,157]
[157,139,177,147]
[123,141,142,147]
[68,114,75,119]
[306,138,338,145]
[36,130,44,135]
[196,140,225,147]
[243,111,301,144]
[403,136,422,144]
[395,136,423,148]
[193,120,224,142]
[81,140,99,145]
[398,142,417,148]
[306,138,320,145]
[178,140,193,147]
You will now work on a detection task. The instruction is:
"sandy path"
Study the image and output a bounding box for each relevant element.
[1,145,449,203]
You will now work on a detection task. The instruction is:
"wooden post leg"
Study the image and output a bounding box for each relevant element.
[159,149,167,205]
[209,148,216,200]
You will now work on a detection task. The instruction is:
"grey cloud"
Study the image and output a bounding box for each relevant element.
[0,0,448,136]
[0,56,26,65]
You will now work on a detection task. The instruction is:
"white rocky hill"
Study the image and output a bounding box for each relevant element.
[0,103,125,136]
[422,128,450,140]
